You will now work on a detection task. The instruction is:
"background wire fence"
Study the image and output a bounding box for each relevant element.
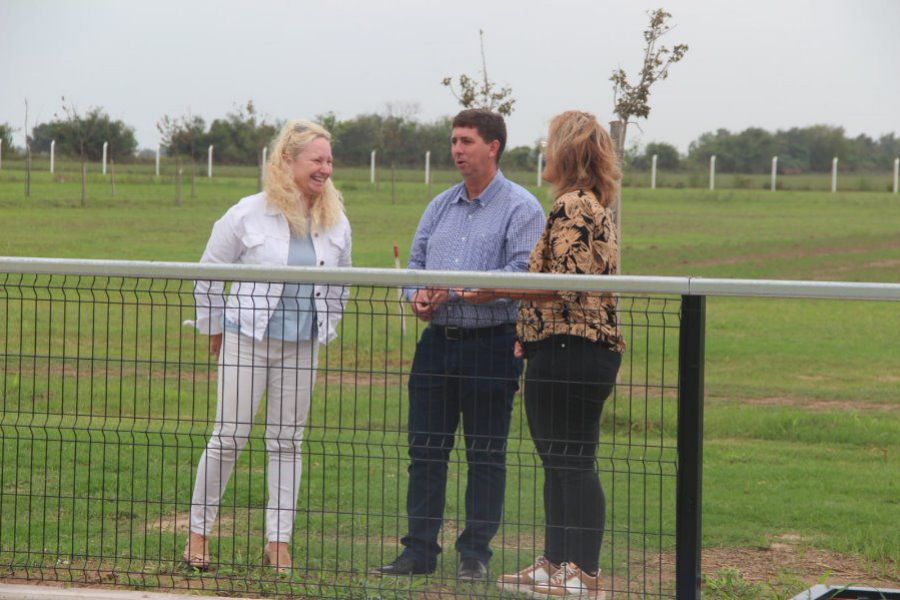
[1,271,681,598]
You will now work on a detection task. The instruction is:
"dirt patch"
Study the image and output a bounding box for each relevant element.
[735,395,898,413]
[820,258,900,276]
[634,534,899,598]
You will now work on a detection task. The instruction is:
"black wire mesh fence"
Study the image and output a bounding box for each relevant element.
[1,270,685,598]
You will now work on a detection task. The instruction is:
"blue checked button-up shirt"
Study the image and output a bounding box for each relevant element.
[405,170,545,328]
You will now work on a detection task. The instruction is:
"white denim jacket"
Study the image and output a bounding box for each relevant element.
[193,192,351,344]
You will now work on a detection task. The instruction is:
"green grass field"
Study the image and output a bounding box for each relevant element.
[0,169,898,598]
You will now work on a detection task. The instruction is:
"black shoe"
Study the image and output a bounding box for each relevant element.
[457,557,487,581]
[372,555,434,576]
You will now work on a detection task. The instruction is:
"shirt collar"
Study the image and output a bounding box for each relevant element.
[453,170,507,206]
[264,201,281,216]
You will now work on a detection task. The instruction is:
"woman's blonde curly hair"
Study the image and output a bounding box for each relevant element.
[264,119,344,235]
[544,111,621,207]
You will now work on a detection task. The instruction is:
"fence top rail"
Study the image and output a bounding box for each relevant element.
[1,256,899,302]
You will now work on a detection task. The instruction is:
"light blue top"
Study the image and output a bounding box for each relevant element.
[404,170,545,328]
[266,231,317,341]
[226,231,317,341]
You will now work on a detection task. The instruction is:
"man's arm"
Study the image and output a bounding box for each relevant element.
[403,195,441,303]
[498,197,546,273]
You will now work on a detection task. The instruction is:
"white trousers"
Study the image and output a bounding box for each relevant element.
[190,330,318,543]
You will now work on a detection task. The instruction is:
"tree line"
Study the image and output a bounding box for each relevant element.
[4,110,898,173]
[630,125,900,173]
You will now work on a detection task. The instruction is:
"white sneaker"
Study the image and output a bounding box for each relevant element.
[496,555,558,594]
[529,562,606,599]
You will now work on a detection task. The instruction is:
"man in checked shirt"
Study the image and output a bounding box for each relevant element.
[375,109,544,580]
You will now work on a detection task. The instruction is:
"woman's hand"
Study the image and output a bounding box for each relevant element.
[453,288,499,304]
[513,339,524,359]
[209,333,223,357]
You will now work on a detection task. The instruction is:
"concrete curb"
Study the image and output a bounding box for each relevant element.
[0,584,260,600]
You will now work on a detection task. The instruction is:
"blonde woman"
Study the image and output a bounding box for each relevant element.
[185,120,351,573]
[460,111,623,598]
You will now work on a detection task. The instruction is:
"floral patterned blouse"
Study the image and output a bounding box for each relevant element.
[516,189,626,353]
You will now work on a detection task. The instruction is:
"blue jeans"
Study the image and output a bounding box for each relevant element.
[400,325,522,568]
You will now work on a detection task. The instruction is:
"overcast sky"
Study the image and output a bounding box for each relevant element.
[2,0,898,153]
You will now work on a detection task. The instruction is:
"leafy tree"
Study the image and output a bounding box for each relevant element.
[609,9,688,154]
[157,113,207,162]
[442,30,516,116]
[684,125,897,173]
[31,108,137,160]
[330,113,384,167]
[0,122,14,157]
[206,101,277,164]
[502,146,534,171]
[631,141,680,170]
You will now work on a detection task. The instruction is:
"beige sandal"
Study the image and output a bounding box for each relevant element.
[182,532,210,571]
[263,542,292,575]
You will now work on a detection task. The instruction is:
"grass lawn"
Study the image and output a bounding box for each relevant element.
[0,170,898,598]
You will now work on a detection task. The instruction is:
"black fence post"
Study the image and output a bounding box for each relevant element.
[676,294,706,600]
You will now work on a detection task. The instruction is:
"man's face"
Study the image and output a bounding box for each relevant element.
[451,126,499,180]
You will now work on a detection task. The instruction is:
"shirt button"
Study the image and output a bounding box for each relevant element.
[467,215,472,220]
[454,259,459,264]
[319,260,325,265]
[315,292,321,297]
[461,236,467,241]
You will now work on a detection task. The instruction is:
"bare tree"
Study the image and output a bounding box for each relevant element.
[442,30,516,116]
[24,99,32,198]
[157,110,205,205]
[381,102,419,204]
[59,97,96,207]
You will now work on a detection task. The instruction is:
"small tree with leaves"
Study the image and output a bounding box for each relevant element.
[609,9,688,155]
[608,8,688,271]
[442,30,516,116]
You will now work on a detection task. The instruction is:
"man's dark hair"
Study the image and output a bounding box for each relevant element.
[452,109,507,163]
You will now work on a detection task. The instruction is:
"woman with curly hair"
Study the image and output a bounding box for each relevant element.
[185,120,351,573]
[460,110,624,598]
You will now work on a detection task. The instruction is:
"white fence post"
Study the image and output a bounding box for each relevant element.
[155,145,160,177]
[370,150,376,184]
[0,143,2,170]
[893,158,899,194]
[537,153,543,187]
[771,156,778,191]
[102,141,109,175]
[709,155,716,190]
[831,157,838,193]
[424,150,430,184]
[651,154,658,189]
[50,140,56,174]
[261,147,268,182]
[208,145,214,178]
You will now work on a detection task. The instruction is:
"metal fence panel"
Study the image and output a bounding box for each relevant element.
[1,269,684,598]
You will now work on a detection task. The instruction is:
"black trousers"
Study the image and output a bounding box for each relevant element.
[524,334,621,574]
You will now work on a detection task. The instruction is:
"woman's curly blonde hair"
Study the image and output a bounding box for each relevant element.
[544,111,621,207]
[264,119,344,235]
